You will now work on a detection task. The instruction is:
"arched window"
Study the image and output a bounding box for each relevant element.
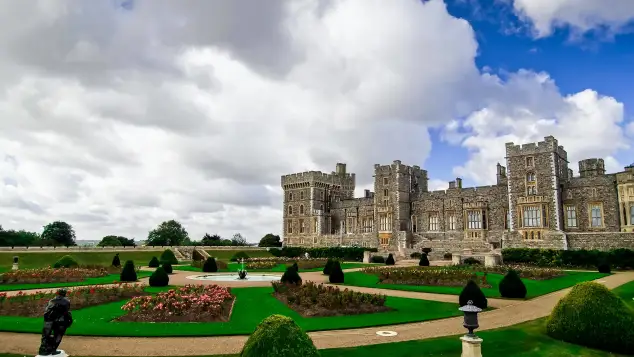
[526,172,536,182]
[288,206,293,215]
[300,205,304,214]
[320,204,324,211]
[289,192,293,201]
[300,191,304,200]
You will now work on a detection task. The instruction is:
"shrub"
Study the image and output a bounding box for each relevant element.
[120,260,137,282]
[371,256,385,264]
[410,252,422,259]
[502,248,634,270]
[203,257,218,273]
[280,266,302,285]
[111,253,121,267]
[291,262,299,272]
[329,261,344,283]
[385,254,395,266]
[148,256,160,268]
[1,267,107,284]
[463,257,481,265]
[52,255,78,269]
[239,314,320,357]
[546,282,634,354]
[458,280,488,309]
[498,270,527,298]
[162,262,173,274]
[422,248,432,254]
[364,266,488,287]
[269,246,375,261]
[230,251,250,262]
[597,262,611,274]
[419,254,430,267]
[149,267,169,287]
[322,259,334,275]
[443,252,453,260]
[159,249,179,265]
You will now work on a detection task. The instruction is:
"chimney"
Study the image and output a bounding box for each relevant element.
[456,177,463,188]
[449,181,456,189]
[364,189,370,198]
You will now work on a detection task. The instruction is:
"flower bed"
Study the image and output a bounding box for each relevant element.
[362,266,491,288]
[246,257,328,269]
[246,261,278,270]
[480,265,564,280]
[272,281,390,317]
[0,283,145,317]
[119,284,234,323]
[0,267,109,285]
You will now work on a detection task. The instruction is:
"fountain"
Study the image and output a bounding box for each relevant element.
[237,258,248,280]
[186,258,281,282]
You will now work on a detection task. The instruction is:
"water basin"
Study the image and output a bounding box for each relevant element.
[186,274,281,282]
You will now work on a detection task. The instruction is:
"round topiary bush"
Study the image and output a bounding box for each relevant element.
[159,249,179,265]
[203,257,218,273]
[111,253,121,268]
[240,314,319,357]
[162,262,173,274]
[597,262,611,274]
[385,254,395,266]
[322,259,334,275]
[546,282,634,354]
[149,266,169,287]
[148,256,160,268]
[458,280,488,309]
[281,266,302,285]
[498,270,527,298]
[53,255,79,268]
[230,251,250,262]
[328,261,344,283]
[371,255,385,264]
[120,260,137,282]
[419,253,430,267]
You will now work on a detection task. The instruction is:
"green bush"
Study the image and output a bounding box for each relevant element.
[502,248,634,269]
[463,257,481,265]
[111,253,121,267]
[162,262,173,274]
[328,261,344,283]
[291,262,299,272]
[323,259,334,275]
[597,262,611,274]
[119,260,137,282]
[419,253,430,267]
[148,256,160,268]
[239,314,319,357]
[410,252,422,259]
[268,246,376,261]
[498,270,527,298]
[203,257,218,273]
[458,280,488,309]
[546,282,634,354]
[159,249,179,265]
[230,251,250,262]
[371,255,385,264]
[149,267,169,287]
[422,248,432,254]
[281,266,302,285]
[385,254,395,266]
[53,255,78,268]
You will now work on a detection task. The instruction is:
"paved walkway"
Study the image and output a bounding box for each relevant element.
[1,269,632,356]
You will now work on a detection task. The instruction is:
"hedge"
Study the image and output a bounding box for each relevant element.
[269,247,377,261]
[502,248,634,269]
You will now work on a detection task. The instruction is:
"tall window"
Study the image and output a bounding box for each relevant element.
[299,205,304,215]
[526,156,534,167]
[467,211,482,229]
[299,219,305,233]
[347,217,355,233]
[411,216,418,232]
[448,214,456,230]
[313,218,318,233]
[313,236,317,244]
[504,209,510,230]
[300,191,304,200]
[384,189,389,197]
[428,213,439,231]
[527,185,537,195]
[590,204,603,227]
[288,206,293,215]
[523,206,541,227]
[379,215,390,231]
[565,205,577,228]
[319,204,324,211]
[630,205,634,225]
[526,172,536,182]
[287,220,292,234]
[383,177,389,185]
[380,236,389,245]
[289,192,293,201]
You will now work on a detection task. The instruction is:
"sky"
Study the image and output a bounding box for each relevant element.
[0,0,633,242]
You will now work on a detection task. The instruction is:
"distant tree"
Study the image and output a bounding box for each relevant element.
[201,233,222,246]
[231,233,249,246]
[117,236,136,247]
[98,236,123,247]
[258,234,282,247]
[0,229,41,247]
[146,220,189,246]
[41,221,76,246]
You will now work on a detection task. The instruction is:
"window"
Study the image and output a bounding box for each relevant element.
[565,205,577,228]
[504,209,510,230]
[384,189,389,197]
[467,210,482,229]
[320,191,324,199]
[299,219,305,233]
[630,205,634,225]
[527,185,537,195]
[383,177,389,185]
[299,205,304,215]
[313,236,317,244]
[340,220,346,233]
[411,216,418,232]
[590,203,603,227]
[289,192,293,201]
[300,238,304,245]
[526,156,534,167]
[428,213,439,231]
[288,206,293,215]
[526,172,536,182]
[363,218,374,232]
[380,236,389,245]
[591,188,597,198]
[319,204,324,211]
[300,191,304,200]
[313,218,318,233]
[347,217,355,233]
[287,220,293,234]
[448,214,456,230]
[379,214,390,231]
[522,206,541,227]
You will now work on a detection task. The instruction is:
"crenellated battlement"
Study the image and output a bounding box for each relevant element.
[281,164,355,189]
[505,135,560,156]
[579,158,606,177]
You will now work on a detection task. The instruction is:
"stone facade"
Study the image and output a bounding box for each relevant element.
[281,136,634,257]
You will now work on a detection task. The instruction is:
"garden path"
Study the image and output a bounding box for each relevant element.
[0,271,632,356]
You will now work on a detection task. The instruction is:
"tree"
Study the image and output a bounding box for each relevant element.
[201,233,222,246]
[258,233,282,247]
[231,233,248,246]
[41,221,76,246]
[98,236,123,247]
[146,220,189,246]
[0,229,41,247]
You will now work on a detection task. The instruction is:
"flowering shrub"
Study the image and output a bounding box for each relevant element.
[246,261,278,270]
[0,267,108,284]
[362,266,491,288]
[119,284,234,322]
[272,281,389,317]
[457,264,564,280]
[245,257,328,269]
[0,284,145,317]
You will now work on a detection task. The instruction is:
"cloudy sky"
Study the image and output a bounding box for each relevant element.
[1,0,633,242]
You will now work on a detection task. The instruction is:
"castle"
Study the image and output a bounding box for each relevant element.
[281,136,634,257]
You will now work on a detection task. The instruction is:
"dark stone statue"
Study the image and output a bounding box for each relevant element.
[38,288,73,356]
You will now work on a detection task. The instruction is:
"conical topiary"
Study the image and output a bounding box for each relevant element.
[159,249,179,265]
[291,262,299,272]
[597,261,611,274]
[458,280,487,309]
[148,256,160,268]
[281,266,302,285]
[385,254,395,266]
[149,266,169,287]
[499,270,527,298]
[323,259,334,275]
[120,260,137,282]
[162,262,173,274]
[203,257,218,273]
[328,261,344,283]
[111,253,121,267]
[419,253,430,267]
[240,314,320,357]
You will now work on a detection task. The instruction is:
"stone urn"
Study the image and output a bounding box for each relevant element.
[12,256,19,270]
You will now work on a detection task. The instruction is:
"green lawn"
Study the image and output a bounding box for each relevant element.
[173,262,376,273]
[0,286,460,337]
[612,279,634,310]
[341,270,608,299]
[0,251,162,270]
[205,250,274,260]
[0,272,152,291]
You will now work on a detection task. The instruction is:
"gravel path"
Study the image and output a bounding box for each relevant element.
[1,270,632,356]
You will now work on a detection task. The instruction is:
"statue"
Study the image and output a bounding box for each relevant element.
[37,288,73,356]
[304,252,310,259]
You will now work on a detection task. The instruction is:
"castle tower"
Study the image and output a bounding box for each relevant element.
[579,158,606,177]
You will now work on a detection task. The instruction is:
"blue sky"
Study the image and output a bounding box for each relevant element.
[425,0,634,188]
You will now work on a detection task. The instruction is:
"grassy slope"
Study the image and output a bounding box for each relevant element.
[342,270,608,298]
[0,286,460,336]
[204,250,273,260]
[0,271,152,291]
[0,251,161,270]
[612,279,634,310]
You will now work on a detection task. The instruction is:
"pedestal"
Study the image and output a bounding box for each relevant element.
[460,336,482,357]
[36,350,69,357]
[363,251,371,264]
[12,263,18,271]
[452,254,462,265]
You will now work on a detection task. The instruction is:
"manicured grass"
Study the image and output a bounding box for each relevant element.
[0,251,162,270]
[0,272,152,291]
[204,250,273,260]
[173,262,377,273]
[613,279,634,310]
[0,286,461,336]
[341,270,608,299]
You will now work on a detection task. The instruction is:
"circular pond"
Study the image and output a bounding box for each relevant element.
[186,274,281,282]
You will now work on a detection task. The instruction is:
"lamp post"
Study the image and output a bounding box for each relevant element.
[459,300,483,357]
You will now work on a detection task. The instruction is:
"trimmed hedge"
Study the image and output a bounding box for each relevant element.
[203,257,218,273]
[281,266,302,285]
[162,262,173,274]
[502,248,634,269]
[148,256,160,268]
[329,261,344,283]
[459,280,488,309]
[149,266,169,287]
[269,247,377,261]
[547,282,634,354]
[371,256,385,264]
[419,254,430,267]
[323,259,335,275]
[53,255,79,268]
[385,254,395,266]
[597,262,611,274]
[120,260,137,282]
[240,314,319,357]
[159,249,179,265]
[498,270,527,298]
